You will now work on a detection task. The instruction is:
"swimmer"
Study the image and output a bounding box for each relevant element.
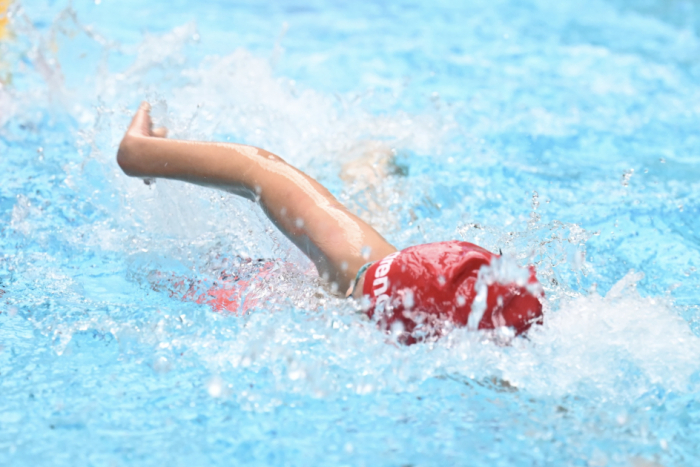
[117,102,544,344]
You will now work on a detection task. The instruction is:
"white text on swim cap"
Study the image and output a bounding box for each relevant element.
[372,252,400,309]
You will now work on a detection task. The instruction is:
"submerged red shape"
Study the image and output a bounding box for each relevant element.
[151,260,276,315]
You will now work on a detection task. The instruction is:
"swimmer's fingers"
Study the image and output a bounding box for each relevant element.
[152,127,168,138]
[127,101,153,138]
[130,101,167,138]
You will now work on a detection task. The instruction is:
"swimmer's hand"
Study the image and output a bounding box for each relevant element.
[117,102,168,182]
[126,101,168,139]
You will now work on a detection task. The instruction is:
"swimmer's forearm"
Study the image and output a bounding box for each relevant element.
[119,135,271,198]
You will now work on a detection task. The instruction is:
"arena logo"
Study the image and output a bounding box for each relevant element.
[372,251,400,310]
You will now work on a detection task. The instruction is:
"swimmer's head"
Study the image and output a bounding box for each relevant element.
[361,241,544,344]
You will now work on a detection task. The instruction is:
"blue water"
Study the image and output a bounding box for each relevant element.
[2,0,700,465]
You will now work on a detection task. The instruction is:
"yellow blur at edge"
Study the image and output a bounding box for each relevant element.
[0,0,11,40]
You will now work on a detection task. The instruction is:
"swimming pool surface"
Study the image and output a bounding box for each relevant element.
[2,0,700,465]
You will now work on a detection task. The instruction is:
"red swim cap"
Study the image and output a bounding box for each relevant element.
[361,241,543,344]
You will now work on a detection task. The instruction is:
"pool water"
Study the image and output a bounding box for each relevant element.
[2,0,700,465]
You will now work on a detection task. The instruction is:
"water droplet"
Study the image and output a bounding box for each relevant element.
[621,169,634,186]
[360,295,372,311]
[152,355,171,374]
[402,289,414,309]
[390,320,405,337]
[207,375,224,398]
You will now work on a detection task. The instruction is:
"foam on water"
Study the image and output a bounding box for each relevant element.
[2,1,700,465]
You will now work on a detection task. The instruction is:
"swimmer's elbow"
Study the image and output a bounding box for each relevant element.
[117,135,143,177]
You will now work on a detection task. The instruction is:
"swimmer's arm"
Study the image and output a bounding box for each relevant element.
[117,103,397,294]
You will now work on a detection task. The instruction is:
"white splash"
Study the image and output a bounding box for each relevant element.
[468,254,540,330]
[459,271,700,400]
